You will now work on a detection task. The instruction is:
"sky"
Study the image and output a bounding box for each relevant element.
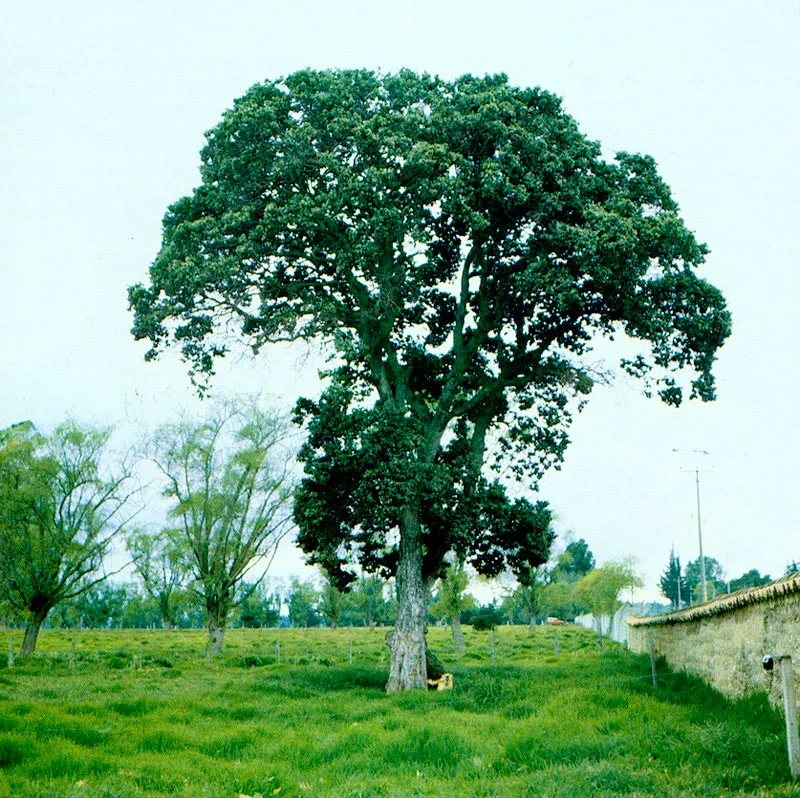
[1,1,798,603]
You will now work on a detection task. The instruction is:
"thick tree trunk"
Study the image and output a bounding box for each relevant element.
[206,609,226,656]
[21,614,46,656]
[159,594,175,630]
[451,615,466,655]
[386,508,428,692]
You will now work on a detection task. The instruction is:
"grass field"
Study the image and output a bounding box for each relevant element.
[0,624,793,797]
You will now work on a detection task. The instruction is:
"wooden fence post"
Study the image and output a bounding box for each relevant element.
[7,635,13,669]
[553,629,559,658]
[489,630,496,665]
[779,656,800,779]
[275,641,281,665]
[648,631,657,691]
[348,636,353,665]
[70,639,76,670]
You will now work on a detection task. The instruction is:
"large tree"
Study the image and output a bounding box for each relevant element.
[150,402,294,654]
[0,421,132,654]
[129,69,731,689]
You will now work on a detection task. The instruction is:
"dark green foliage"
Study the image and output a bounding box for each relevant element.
[129,69,730,619]
[236,581,281,628]
[729,569,772,592]
[287,578,321,628]
[660,548,689,608]
[684,555,726,602]
[550,539,596,583]
[470,604,503,631]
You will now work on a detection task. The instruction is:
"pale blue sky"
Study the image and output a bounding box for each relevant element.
[1,1,798,600]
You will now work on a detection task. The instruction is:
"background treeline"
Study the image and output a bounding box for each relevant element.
[658,548,794,610]
[2,415,796,648]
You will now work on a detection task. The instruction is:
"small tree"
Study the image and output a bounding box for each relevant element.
[540,581,577,621]
[70,582,129,628]
[287,578,320,628]
[151,402,294,654]
[349,574,388,630]
[0,421,133,654]
[470,603,503,631]
[659,548,688,609]
[515,563,548,631]
[318,578,344,629]
[430,562,474,653]
[573,561,642,644]
[684,556,724,604]
[126,527,189,629]
[236,581,280,628]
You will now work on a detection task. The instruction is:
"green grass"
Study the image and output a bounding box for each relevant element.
[0,625,793,797]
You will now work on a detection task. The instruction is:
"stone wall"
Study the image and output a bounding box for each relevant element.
[627,573,800,706]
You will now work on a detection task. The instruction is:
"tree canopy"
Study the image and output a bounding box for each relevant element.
[129,69,730,689]
[550,538,595,583]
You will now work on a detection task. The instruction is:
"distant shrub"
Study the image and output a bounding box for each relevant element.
[471,606,502,631]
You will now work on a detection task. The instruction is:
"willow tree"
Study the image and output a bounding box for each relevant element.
[129,69,731,690]
[150,403,294,654]
[0,421,132,654]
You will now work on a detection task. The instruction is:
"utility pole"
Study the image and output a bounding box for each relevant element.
[674,449,713,605]
[694,468,708,603]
